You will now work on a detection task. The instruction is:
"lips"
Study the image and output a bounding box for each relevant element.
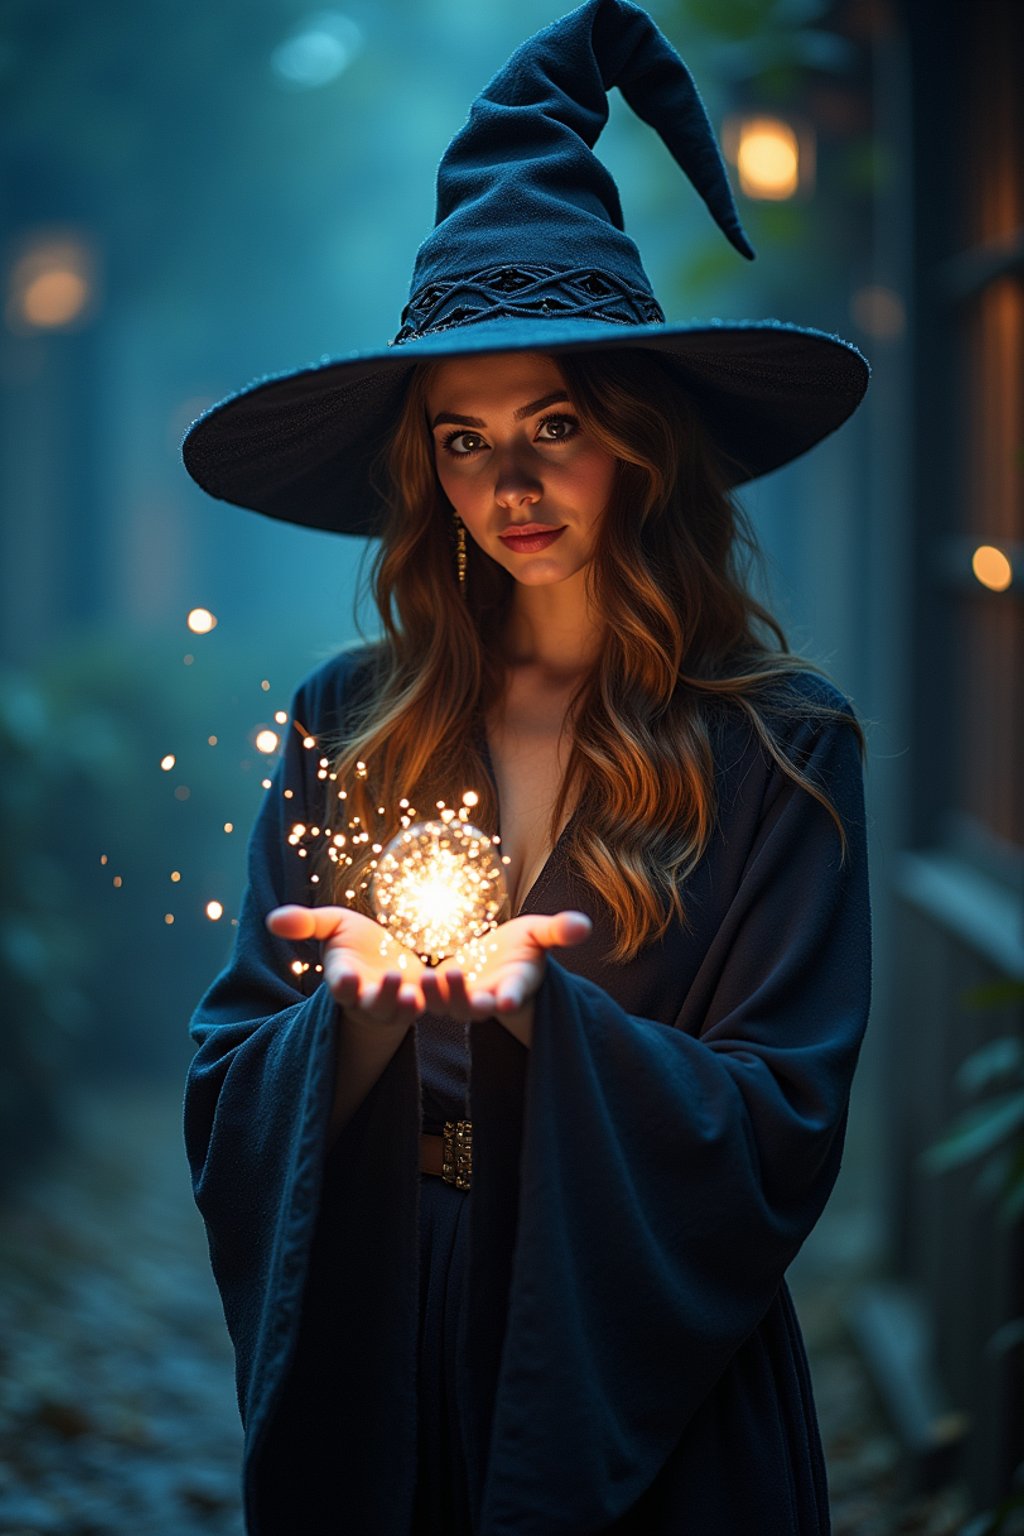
[499,525,566,553]
[499,523,562,538]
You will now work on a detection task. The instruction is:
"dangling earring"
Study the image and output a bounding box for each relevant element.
[454,514,467,598]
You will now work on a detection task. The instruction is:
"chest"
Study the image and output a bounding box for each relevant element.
[485,688,578,918]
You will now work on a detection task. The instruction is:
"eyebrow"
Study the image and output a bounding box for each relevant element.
[429,390,570,430]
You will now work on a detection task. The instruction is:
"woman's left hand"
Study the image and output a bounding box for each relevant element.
[419,909,592,1021]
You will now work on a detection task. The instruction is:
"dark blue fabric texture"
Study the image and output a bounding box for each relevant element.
[184,644,872,1535]
[409,0,754,310]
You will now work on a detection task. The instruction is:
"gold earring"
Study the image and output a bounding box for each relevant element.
[454,515,467,597]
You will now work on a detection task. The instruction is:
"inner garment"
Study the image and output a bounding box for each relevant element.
[414,1009,474,1535]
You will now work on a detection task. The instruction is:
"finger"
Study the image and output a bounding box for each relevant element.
[419,967,450,1011]
[323,951,361,1008]
[266,904,350,941]
[535,909,592,949]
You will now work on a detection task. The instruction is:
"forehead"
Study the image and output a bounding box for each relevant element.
[425,351,566,414]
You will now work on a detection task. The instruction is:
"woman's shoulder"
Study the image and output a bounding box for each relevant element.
[291,639,386,733]
[704,663,864,794]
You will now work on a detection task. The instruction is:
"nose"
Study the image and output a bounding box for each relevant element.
[493,448,542,509]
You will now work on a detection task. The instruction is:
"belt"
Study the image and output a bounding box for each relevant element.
[420,1119,473,1191]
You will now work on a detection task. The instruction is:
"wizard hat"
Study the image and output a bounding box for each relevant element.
[183,0,869,537]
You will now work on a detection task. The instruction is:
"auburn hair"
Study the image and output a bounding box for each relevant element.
[321,348,865,963]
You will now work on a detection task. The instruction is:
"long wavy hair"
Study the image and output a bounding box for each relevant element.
[321,348,865,963]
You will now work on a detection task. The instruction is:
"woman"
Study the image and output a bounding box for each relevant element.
[183,4,872,1534]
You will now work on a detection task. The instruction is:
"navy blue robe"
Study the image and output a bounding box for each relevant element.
[184,644,871,1535]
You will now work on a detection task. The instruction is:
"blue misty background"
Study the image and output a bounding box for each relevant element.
[0,3,901,1533]
[1,0,874,1101]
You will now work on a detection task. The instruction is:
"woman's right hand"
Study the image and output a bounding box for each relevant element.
[266,905,428,1030]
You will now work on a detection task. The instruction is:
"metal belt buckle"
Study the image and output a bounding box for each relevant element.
[442,1119,473,1191]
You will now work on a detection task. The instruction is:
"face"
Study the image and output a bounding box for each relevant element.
[425,352,617,587]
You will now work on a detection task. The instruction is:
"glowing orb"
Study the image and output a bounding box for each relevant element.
[187,607,217,634]
[255,729,280,754]
[370,819,508,967]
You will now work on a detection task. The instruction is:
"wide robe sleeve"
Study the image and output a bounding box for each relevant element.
[183,648,424,1536]
[467,692,872,1536]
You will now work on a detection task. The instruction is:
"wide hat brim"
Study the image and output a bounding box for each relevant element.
[182,314,869,537]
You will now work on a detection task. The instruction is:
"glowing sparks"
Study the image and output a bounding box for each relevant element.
[160,754,176,771]
[164,914,175,925]
[370,815,508,967]
[206,900,224,921]
[255,729,280,754]
[170,871,181,883]
[261,679,271,692]
[208,735,218,746]
[187,607,217,634]
[224,822,234,834]
[274,710,288,725]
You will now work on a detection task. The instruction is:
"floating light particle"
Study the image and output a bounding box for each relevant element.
[463,790,479,808]
[164,913,175,925]
[291,960,304,975]
[274,710,288,725]
[174,786,191,801]
[100,854,108,865]
[187,607,217,634]
[261,778,272,789]
[261,679,270,692]
[206,900,224,921]
[183,654,194,666]
[255,729,280,755]
[224,822,234,834]
[399,798,409,809]
[170,871,181,883]
[208,735,218,746]
[303,736,316,749]
[113,875,123,888]
[284,789,294,799]
[160,754,176,771]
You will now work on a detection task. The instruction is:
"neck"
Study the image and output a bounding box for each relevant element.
[502,568,604,684]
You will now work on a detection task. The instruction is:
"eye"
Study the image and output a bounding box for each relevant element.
[440,429,487,458]
[535,413,580,443]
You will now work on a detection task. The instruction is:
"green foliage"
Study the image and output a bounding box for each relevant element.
[0,626,318,1173]
[919,981,1024,1227]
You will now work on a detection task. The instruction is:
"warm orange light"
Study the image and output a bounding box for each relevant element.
[164,914,175,925]
[972,544,1013,592]
[723,116,810,201]
[170,870,181,883]
[274,710,288,725]
[223,821,234,834]
[255,729,280,754]
[160,754,176,771]
[7,237,96,332]
[187,607,217,634]
[206,900,224,921]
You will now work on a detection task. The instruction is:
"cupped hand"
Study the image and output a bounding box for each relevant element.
[266,905,428,1029]
[419,910,592,1022]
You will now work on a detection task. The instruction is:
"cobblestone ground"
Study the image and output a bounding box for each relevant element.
[0,1082,973,1536]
